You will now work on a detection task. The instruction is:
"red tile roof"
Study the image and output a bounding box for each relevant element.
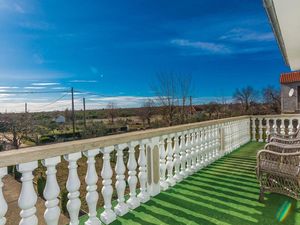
[280,71,300,84]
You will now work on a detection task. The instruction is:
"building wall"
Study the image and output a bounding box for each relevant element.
[281,82,299,113]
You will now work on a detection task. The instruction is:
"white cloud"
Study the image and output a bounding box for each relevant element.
[69,80,98,83]
[0,1,26,13]
[0,86,19,89]
[31,83,60,86]
[220,29,274,42]
[24,87,46,90]
[171,39,231,54]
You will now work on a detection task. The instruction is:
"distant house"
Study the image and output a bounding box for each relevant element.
[281,71,300,113]
[55,115,66,124]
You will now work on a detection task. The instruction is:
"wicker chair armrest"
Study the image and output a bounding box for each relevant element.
[264,142,300,153]
[270,137,300,145]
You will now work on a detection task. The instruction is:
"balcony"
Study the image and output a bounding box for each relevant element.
[0,115,299,225]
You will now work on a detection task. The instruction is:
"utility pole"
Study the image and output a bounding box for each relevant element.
[25,103,27,113]
[71,87,75,137]
[190,96,193,116]
[83,97,86,130]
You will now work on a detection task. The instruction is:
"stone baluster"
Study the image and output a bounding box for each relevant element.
[166,135,176,186]
[258,118,263,142]
[288,119,294,135]
[273,120,278,135]
[179,133,187,178]
[100,146,116,224]
[173,133,182,182]
[280,119,285,135]
[0,168,7,225]
[126,141,140,209]
[195,129,201,170]
[190,130,197,173]
[83,149,101,225]
[42,157,61,225]
[64,152,82,225]
[265,118,270,139]
[199,128,205,165]
[159,137,168,191]
[185,131,192,175]
[17,161,38,225]
[138,140,150,203]
[251,118,256,141]
[114,144,129,216]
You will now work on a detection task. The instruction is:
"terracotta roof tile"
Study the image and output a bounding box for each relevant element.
[280,71,300,84]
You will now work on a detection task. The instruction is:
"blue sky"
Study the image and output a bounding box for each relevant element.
[0,0,288,112]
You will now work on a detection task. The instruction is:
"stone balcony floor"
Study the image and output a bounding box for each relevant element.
[80,142,300,225]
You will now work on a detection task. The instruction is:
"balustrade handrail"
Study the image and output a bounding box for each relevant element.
[0,115,250,167]
[251,114,300,119]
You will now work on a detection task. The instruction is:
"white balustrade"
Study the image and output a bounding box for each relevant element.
[159,137,168,190]
[0,168,7,225]
[17,161,38,225]
[100,146,116,224]
[173,133,182,182]
[138,140,150,203]
[42,157,61,225]
[83,149,101,225]
[0,115,261,225]
[179,133,187,178]
[64,152,82,225]
[126,141,140,210]
[165,135,176,186]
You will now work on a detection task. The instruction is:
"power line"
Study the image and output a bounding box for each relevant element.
[0,90,69,94]
[31,93,69,112]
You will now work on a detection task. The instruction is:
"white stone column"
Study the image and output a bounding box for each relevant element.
[64,152,82,225]
[166,135,176,186]
[258,119,263,142]
[0,168,7,225]
[280,119,285,135]
[179,133,187,178]
[138,140,150,203]
[126,141,140,209]
[114,144,129,217]
[42,157,61,225]
[251,118,256,141]
[190,130,197,173]
[288,119,294,135]
[159,137,168,191]
[173,133,182,182]
[195,129,201,170]
[185,131,192,175]
[100,146,116,224]
[83,149,101,225]
[273,120,278,135]
[17,161,38,225]
[265,118,270,138]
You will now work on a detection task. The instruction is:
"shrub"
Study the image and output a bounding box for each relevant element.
[37,176,46,199]
[60,189,69,216]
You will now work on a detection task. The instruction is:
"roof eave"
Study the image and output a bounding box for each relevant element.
[263,0,289,67]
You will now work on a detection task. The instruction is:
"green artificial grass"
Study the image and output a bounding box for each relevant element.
[80,142,300,225]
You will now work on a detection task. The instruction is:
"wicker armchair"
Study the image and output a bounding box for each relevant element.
[268,128,300,142]
[256,143,300,201]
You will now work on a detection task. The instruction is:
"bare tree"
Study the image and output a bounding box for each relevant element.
[233,86,257,112]
[107,102,118,124]
[139,99,156,127]
[262,86,281,114]
[179,75,193,123]
[154,73,179,126]
[0,113,33,149]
